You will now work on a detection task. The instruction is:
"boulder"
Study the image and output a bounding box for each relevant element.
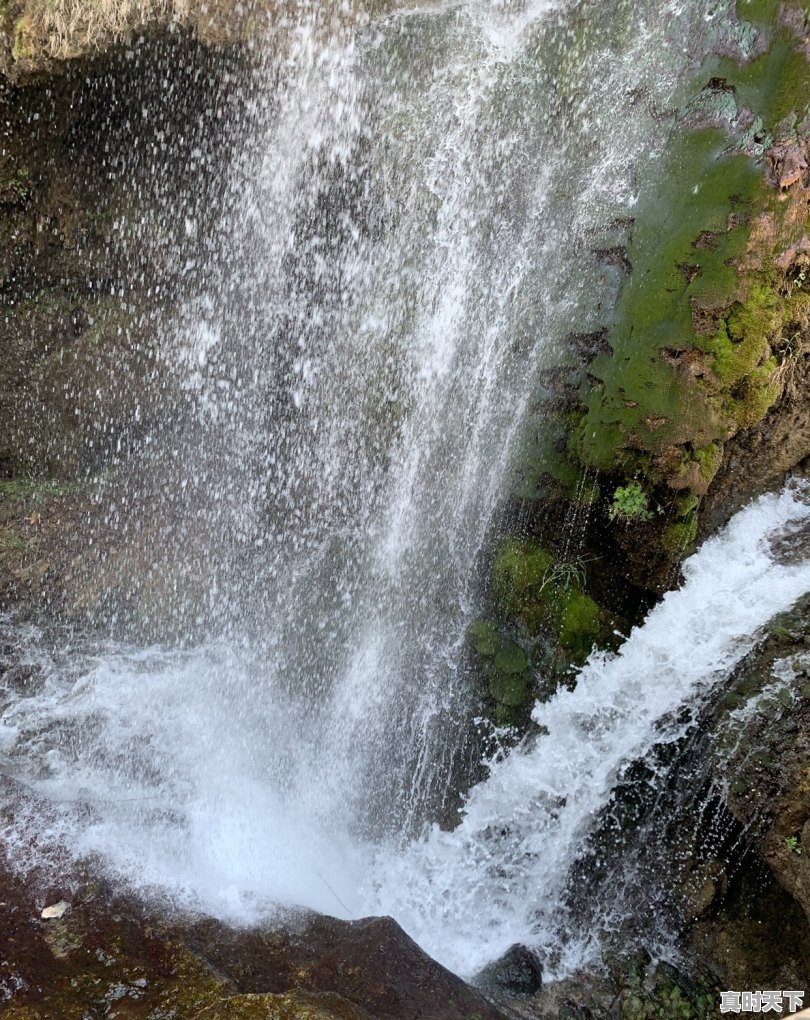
[474,943,544,996]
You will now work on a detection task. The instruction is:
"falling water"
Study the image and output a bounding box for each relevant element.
[1,0,799,985]
[364,483,810,976]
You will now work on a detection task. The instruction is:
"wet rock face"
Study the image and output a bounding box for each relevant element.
[507,0,810,596]
[474,943,544,996]
[0,34,255,629]
[670,595,810,988]
[707,598,810,918]
[0,35,239,479]
[0,838,507,1020]
[699,367,810,537]
[184,915,508,1020]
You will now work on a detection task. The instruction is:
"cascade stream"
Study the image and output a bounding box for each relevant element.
[1,0,808,985]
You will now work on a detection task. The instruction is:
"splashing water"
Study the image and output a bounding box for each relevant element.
[362,483,810,976]
[0,0,797,984]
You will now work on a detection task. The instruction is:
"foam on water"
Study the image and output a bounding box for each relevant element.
[4,486,809,975]
[362,483,810,976]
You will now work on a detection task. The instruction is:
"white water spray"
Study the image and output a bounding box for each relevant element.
[0,0,791,985]
[363,483,810,977]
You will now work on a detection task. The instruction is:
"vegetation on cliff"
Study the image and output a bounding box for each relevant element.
[0,0,808,1013]
[0,0,255,81]
[475,0,810,725]
[583,3,808,524]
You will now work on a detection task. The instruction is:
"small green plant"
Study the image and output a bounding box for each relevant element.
[772,330,804,394]
[4,167,31,202]
[535,553,596,598]
[609,481,654,523]
[791,270,806,289]
[785,835,802,855]
[0,532,33,559]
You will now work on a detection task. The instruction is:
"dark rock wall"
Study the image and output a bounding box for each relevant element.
[0,34,247,619]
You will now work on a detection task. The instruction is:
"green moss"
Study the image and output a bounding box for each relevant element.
[468,619,534,718]
[716,30,810,130]
[725,362,781,429]
[662,512,699,554]
[467,619,500,657]
[574,126,766,475]
[493,641,528,675]
[488,667,530,708]
[512,427,584,500]
[0,477,72,502]
[736,0,780,24]
[558,590,602,660]
[704,285,777,386]
[493,538,553,635]
[568,15,810,521]
[692,443,722,477]
[11,15,33,63]
[676,493,700,516]
[492,538,605,664]
[0,531,33,557]
[672,442,725,494]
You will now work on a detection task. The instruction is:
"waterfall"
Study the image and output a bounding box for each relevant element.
[1,0,798,986]
[363,482,810,977]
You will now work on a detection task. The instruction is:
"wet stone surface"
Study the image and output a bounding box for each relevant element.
[0,807,508,1020]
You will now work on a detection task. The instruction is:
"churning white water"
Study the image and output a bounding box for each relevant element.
[363,483,810,976]
[4,484,809,978]
[0,0,798,985]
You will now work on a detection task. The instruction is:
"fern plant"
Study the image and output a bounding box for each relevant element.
[609,481,653,523]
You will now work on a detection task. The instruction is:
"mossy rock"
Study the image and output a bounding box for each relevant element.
[558,590,603,660]
[468,619,534,719]
[493,538,553,622]
[493,640,528,676]
[662,512,699,554]
[468,619,501,657]
[492,537,558,637]
[569,11,810,516]
[614,959,718,1020]
[488,668,531,708]
[492,538,606,663]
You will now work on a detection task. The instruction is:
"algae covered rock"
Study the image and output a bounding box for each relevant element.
[492,537,606,661]
[511,0,810,594]
[466,536,611,733]
[574,3,810,503]
[0,830,508,1020]
[468,618,534,725]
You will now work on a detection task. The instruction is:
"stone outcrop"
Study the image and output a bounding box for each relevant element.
[513,0,810,578]
[683,591,810,985]
[470,0,810,727]
[0,819,507,1020]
